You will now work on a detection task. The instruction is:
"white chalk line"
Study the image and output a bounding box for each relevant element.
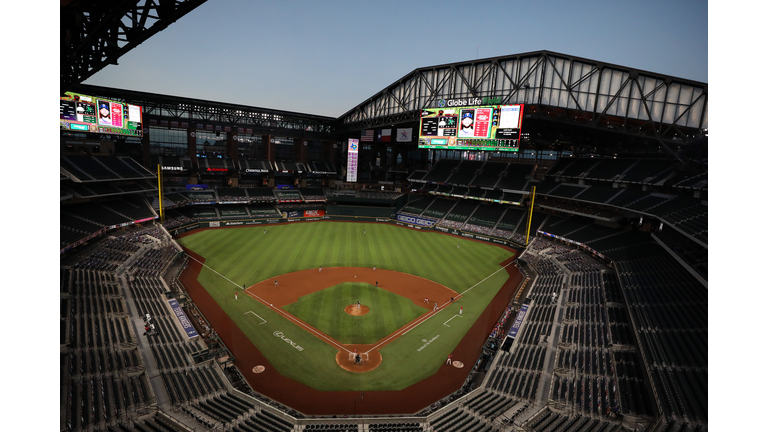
[185,253,351,353]
[363,260,515,355]
[244,311,267,325]
[185,252,514,356]
[443,315,463,327]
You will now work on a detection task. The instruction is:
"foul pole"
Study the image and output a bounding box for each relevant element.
[525,185,536,246]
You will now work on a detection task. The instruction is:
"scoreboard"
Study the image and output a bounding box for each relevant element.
[60,92,143,137]
[418,102,523,152]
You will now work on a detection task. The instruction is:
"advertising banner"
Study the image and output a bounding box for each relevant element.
[347,138,359,182]
[168,299,199,338]
[507,303,530,340]
[304,209,326,217]
[396,213,437,227]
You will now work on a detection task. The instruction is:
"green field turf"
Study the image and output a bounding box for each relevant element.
[282,282,428,344]
[178,221,515,391]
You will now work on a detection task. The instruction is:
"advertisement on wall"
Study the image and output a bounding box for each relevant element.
[304,210,326,217]
[396,213,437,227]
[346,138,359,182]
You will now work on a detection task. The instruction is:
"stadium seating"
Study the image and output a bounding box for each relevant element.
[558,157,600,179]
[218,206,250,218]
[495,163,532,191]
[442,199,477,223]
[400,196,433,216]
[446,160,484,185]
[423,159,462,183]
[619,159,677,183]
[471,161,507,188]
[62,155,155,181]
[300,187,327,201]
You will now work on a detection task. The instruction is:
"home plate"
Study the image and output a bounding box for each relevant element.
[252,365,266,374]
[452,361,464,368]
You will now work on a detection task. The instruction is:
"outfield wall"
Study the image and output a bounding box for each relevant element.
[168,214,525,249]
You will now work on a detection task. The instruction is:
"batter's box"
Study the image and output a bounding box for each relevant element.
[244,311,267,325]
[348,352,369,362]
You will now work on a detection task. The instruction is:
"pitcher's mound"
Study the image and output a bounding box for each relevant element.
[345,304,370,316]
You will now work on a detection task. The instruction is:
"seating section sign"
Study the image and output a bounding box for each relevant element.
[168,299,199,338]
[507,303,530,339]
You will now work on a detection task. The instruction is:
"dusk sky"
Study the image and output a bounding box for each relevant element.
[82,0,708,118]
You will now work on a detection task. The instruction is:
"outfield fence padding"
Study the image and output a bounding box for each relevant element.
[169,214,525,249]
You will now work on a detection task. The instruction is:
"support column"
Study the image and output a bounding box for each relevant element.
[323,140,337,165]
[263,135,275,161]
[293,138,307,164]
[141,127,151,168]
[227,131,239,186]
[188,129,198,183]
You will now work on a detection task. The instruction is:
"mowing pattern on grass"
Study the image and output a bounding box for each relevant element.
[282,283,427,344]
[177,222,516,391]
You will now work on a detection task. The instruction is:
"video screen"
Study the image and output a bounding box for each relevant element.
[418,103,523,152]
[60,92,143,137]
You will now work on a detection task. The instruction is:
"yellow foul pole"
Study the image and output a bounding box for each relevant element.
[525,186,536,246]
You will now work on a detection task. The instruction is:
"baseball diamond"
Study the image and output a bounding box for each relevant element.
[176,221,522,413]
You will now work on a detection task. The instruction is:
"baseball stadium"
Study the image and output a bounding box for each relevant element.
[60,2,708,432]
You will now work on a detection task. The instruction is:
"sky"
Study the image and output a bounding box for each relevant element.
[81,0,709,118]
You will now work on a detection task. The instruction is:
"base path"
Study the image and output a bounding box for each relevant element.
[247,267,456,309]
[179,246,523,415]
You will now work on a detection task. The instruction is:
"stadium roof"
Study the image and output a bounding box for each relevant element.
[60,0,209,92]
[337,50,707,157]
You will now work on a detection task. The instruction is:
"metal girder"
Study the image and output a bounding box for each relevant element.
[70,84,335,135]
[335,51,707,151]
[60,0,209,93]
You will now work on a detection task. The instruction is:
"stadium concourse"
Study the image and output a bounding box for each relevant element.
[60,39,707,432]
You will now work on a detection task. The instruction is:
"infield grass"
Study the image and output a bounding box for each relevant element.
[282,282,428,344]
[178,221,515,391]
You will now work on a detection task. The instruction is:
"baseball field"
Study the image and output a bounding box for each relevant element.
[176,221,522,413]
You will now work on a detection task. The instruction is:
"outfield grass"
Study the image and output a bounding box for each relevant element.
[282,282,428,344]
[178,222,514,391]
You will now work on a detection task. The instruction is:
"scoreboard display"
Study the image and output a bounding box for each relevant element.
[60,92,143,137]
[418,102,523,152]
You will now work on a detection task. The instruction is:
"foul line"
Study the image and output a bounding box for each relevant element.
[363,260,515,355]
[184,253,351,354]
